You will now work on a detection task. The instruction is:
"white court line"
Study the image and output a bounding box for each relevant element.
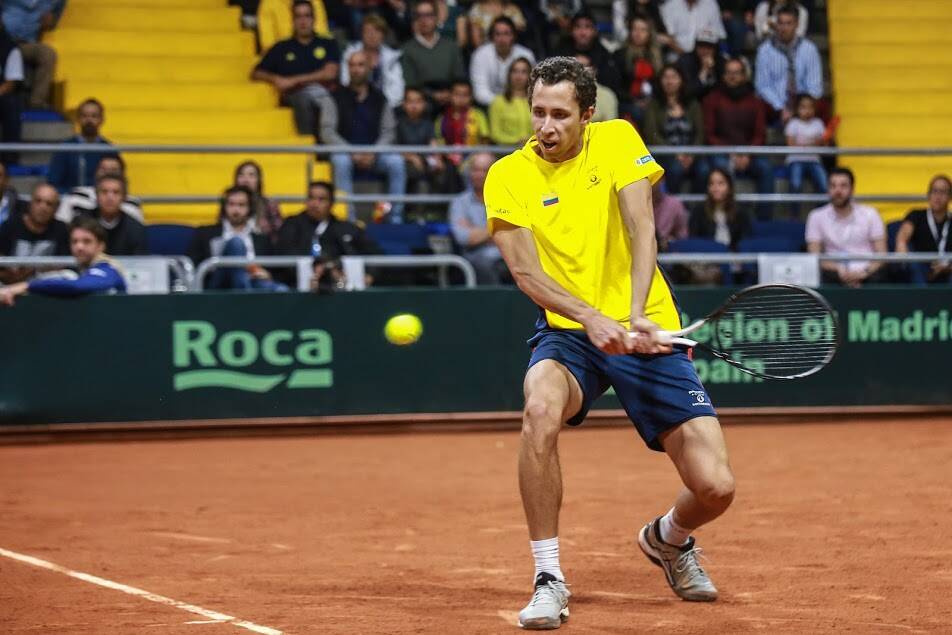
[0,547,283,635]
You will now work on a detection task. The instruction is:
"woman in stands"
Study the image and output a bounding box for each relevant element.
[488,57,533,145]
[644,64,707,194]
[684,168,752,284]
[612,14,662,128]
[234,160,283,243]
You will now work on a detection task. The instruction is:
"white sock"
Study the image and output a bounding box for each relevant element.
[659,508,691,546]
[530,537,564,581]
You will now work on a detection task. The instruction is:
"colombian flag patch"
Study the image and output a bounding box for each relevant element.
[542,194,559,206]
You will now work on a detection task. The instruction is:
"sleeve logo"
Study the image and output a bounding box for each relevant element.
[636,154,655,165]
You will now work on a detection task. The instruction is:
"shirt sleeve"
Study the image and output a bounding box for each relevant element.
[607,120,665,191]
[28,263,123,297]
[484,161,530,233]
[804,210,822,245]
[256,44,282,74]
[868,208,885,241]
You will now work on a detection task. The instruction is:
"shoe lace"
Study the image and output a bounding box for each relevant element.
[674,547,708,577]
[529,580,569,606]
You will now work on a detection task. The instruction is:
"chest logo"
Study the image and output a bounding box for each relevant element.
[587,167,601,189]
[542,194,559,207]
[314,47,326,59]
[285,52,296,61]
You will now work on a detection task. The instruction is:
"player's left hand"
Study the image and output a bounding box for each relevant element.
[627,316,673,355]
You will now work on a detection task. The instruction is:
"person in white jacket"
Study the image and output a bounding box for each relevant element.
[469,16,535,108]
[340,14,405,108]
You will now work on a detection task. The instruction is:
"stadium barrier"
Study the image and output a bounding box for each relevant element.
[0,256,192,293]
[1,286,949,425]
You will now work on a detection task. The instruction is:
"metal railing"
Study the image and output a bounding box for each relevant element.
[0,256,191,293]
[657,253,948,265]
[190,254,477,291]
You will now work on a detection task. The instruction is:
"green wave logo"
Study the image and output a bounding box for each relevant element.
[174,370,287,393]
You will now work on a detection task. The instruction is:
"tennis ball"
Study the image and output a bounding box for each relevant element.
[384,313,423,345]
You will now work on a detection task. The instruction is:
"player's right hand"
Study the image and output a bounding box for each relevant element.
[582,313,634,355]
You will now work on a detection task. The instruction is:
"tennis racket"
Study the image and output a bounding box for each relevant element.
[651,283,839,380]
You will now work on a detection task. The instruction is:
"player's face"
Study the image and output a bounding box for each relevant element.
[530,80,593,163]
[70,228,103,267]
[223,192,251,226]
[928,179,951,213]
[828,174,853,207]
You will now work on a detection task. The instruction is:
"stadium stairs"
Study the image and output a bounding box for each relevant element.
[828,0,952,222]
[45,0,333,225]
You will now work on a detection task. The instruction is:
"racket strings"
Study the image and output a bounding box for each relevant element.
[710,287,837,379]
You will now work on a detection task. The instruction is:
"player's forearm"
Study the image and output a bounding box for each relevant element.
[619,179,657,317]
[511,268,600,326]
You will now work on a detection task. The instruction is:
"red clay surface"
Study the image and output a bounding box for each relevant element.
[1,417,951,634]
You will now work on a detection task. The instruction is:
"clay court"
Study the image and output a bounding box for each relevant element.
[1,415,951,633]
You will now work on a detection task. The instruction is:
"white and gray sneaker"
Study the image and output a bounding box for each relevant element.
[518,572,571,630]
[638,517,718,602]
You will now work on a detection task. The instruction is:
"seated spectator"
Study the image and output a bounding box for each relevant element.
[754,0,807,42]
[676,29,725,100]
[659,0,725,55]
[0,216,127,306]
[652,179,689,252]
[556,12,622,98]
[448,152,509,284]
[644,64,706,194]
[575,53,619,122]
[251,0,340,138]
[718,0,757,57]
[401,0,467,107]
[56,155,144,224]
[895,175,952,285]
[321,51,406,223]
[612,14,662,127]
[397,87,462,200]
[754,5,821,124]
[233,160,283,242]
[434,0,469,48]
[435,80,489,169]
[690,167,752,249]
[188,185,285,292]
[0,162,25,227]
[612,0,670,52]
[78,174,148,256]
[539,0,582,53]
[341,14,405,109]
[488,57,533,145]
[467,0,526,49]
[470,16,535,108]
[784,93,827,194]
[0,26,23,165]
[703,57,773,217]
[0,182,68,283]
[806,168,887,287]
[48,99,117,193]
[277,181,379,287]
[1,0,56,109]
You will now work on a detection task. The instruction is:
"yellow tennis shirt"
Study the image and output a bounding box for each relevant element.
[484,119,681,331]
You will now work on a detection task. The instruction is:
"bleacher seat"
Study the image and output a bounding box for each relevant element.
[365,223,431,256]
[737,236,803,283]
[146,224,195,256]
[751,220,807,249]
[666,238,731,282]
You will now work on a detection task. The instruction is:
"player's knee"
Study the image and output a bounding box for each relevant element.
[522,398,561,450]
[696,471,735,511]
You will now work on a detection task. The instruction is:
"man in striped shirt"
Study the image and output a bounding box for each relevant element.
[753,6,822,124]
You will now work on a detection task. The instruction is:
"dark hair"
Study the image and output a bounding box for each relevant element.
[70,215,107,244]
[97,153,125,173]
[929,174,952,193]
[528,56,597,113]
[234,160,265,194]
[220,184,254,219]
[504,57,533,101]
[571,10,596,27]
[78,98,104,115]
[292,0,314,16]
[795,93,815,108]
[829,167,854,187]
[308,180,335,203]
[413,0,437,16]
[705,168,737,221]
[775,5,799,20]
[490,16,516,36]
[654,63,688,106]
[96,172,127,195]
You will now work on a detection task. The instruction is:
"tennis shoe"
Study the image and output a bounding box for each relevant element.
[518,572,571,629]
[638,517,718,601]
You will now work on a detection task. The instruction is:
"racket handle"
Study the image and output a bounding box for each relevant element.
[669,336,697,347]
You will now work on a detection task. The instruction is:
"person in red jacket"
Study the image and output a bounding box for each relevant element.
[702,57,774,218]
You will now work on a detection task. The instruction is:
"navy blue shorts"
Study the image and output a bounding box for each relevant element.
[527,329,717,452]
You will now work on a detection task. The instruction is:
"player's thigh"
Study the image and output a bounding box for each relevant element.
[659,416,734,493]
[523,359,584,426]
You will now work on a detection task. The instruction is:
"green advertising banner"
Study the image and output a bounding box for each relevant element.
[0,286,949,424]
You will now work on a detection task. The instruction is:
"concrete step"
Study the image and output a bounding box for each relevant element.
[22,120,74,141]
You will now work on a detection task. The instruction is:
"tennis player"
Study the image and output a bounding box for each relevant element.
[484,57,735,629]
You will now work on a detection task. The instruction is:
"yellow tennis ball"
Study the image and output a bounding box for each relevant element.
[385,313,423,345]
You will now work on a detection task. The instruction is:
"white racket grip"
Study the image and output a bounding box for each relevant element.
[660,318,706,348]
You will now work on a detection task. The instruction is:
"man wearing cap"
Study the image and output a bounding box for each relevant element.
[677,29,726,100]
